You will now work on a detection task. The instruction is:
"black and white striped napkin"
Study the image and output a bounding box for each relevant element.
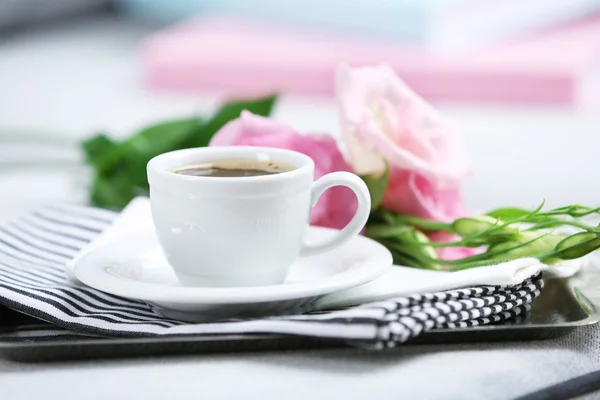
[0,204,543,349]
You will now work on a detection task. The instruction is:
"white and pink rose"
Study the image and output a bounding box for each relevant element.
[210,64,476,261]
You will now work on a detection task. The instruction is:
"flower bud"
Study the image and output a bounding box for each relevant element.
[554,232,600,260]
[398,229,437,257]
[487,231,566,261]
[395,228,440,269]
[452,215,517,237]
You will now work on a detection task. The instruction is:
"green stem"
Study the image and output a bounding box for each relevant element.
[435,232,554,267]
[389,213,454,232]
[365,224,410,239]
[542,206,600,218]
[377,203,600,272]
[380,239,443,270]
[391,250,440,270]
[381,229,552,269]
[395,236,485,249]
[526,220,596,232]
[366,226,468,247]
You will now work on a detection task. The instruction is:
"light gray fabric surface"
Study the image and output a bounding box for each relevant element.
[1,324,599,400]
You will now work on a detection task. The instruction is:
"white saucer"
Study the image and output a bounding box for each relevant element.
[74,227,392,321]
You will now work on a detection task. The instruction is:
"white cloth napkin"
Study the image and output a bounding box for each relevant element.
[67,197,584,310]
[1,204,544,348]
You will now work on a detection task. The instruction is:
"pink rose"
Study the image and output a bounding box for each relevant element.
[335,64,470,222]
[383,168,468,222]
[335,64,470,184]
[209,111,357,230]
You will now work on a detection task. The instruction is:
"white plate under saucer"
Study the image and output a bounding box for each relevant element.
[74,226,392,322]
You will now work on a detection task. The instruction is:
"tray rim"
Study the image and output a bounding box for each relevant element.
[2,268,599,351]
[1,314,598,350]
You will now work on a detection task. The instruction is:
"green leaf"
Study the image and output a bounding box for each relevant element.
[84,118,206,209]
[81,133,119,170]
[84,118,205,176]
[182,94,278,148]
[89,171,149,210]
[486,207,531,220]
[486,201,546,222]
[360,162,390,211]
[123,118,204,157]
[81,94,279,209]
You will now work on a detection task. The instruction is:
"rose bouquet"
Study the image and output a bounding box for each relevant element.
[82,64,600,271]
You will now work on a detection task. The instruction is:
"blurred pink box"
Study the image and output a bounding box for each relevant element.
[143,15,600,107]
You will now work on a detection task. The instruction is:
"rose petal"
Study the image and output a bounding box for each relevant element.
[382,168,468,222]
[209,111,297,146]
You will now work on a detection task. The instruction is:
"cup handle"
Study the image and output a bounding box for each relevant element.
[300,171,371,257]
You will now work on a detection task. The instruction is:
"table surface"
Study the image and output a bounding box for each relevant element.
[0,14,599,400]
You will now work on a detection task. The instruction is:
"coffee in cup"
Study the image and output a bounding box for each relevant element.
[172,159,295,178]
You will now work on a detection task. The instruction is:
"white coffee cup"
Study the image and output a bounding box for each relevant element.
[147,146,370,287]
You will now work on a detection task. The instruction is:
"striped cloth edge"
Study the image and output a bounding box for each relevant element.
[0,203,543,349]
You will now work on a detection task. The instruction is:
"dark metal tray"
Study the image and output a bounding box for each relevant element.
[1,263,599,362]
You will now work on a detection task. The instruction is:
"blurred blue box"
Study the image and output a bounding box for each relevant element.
[119,0,600,51]
[118,0,437,40]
